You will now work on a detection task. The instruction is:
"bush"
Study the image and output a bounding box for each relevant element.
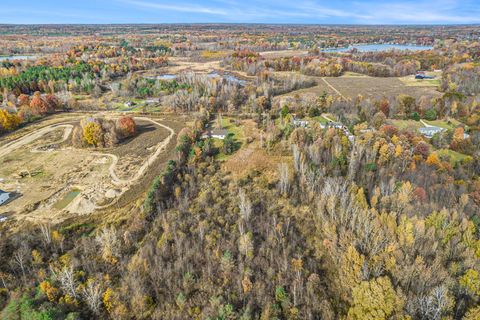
[223,133,236,154]
[410,112,421,121]
[308,106,321,118]
[425,109,437,121]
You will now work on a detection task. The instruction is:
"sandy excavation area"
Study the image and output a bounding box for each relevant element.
[0,116,173,223]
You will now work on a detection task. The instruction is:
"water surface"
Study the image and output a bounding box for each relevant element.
[0,55,37,61]
[321,44,433,53]
[54,189,80,209]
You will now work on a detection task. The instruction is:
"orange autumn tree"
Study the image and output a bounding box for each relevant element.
[30,91,50,115]
[116,116,136,139]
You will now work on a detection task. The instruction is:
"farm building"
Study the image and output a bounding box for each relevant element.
[0,190,10,205]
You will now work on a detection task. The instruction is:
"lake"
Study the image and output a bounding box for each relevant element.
[0,55,37,61]
[208,72,247,85]
[321,44,433,53]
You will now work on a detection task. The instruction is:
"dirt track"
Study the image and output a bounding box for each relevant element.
[0,116,175,213]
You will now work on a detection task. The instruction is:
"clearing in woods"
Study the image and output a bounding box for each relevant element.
[0,114,183,223]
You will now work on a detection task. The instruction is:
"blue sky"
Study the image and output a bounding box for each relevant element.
[1,0,480,24]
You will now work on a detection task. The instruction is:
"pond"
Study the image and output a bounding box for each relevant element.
[0,55,37,61]
[208,72,247,85]
[54,189,80,210]
[321,44,433,53]
[157,74,177,80]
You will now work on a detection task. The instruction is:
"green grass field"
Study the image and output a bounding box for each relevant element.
[213,117,245,161]
[309,115,329,124]
[424,118,462,130]
[435,149,469,165]
[389,119,423,131]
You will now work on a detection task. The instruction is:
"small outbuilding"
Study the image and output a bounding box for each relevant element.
[0,190,10,205]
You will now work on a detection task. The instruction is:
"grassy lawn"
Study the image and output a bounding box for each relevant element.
[398,71,442,87]
[389,119,423,131]
[322,113,337,122]
[309,115,329,124]
[435,149,469,165]
[399,77,440,87]
[424,118,462,130]
[213,117,245,161]
[219,117,245,141]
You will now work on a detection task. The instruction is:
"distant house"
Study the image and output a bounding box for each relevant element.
[419,126,445,138]
[327,121,345,130]
[293,119,309,128]
[145,98,159,104]
[202,128,229,140]
[0,190,10,206]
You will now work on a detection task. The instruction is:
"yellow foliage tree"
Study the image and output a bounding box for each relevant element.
[426,153,441,167]
[463,306,480,320]
[39,280,59,302]
[83,122,103,147]
[0,109,21,132]
[348,277,404,320]
[460,269,480,297]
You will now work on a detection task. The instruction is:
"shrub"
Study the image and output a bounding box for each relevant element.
[425,108,437,121]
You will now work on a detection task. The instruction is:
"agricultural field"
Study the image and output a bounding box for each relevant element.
[325,76,442,99]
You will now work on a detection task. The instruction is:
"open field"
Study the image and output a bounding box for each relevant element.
[272,73,442,103]
[222,119,291,179]
[424,118,463,130]
[436,149,469,165]
[259,50,309,58]
[388,119,424,131]
[398,71,442,87]
[325,76,442,99]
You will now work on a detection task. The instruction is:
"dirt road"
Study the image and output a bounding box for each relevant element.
[321,77,347,99]
[0,124,73,158]
[0,116,175,211]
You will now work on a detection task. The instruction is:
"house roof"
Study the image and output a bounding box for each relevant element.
[419,126,444,133]
[0,189,8,195]
[211,129,229,136]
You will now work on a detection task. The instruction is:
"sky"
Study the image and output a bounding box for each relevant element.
[1,0,480,25]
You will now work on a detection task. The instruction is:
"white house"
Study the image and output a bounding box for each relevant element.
[0,190,10,205]
[293,119,309,128]
[202,129,229,140]
[419,126,445,138]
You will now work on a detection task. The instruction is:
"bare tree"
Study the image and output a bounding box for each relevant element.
[238,188,252,228]
[56,266,78,299]
[82,279,103,315]
[96,226,120,262]
[278,162,290,195]
[40,223,51,246]
[12,244,30,281]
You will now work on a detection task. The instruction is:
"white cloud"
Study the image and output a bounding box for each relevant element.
[120,0,228,15]
[117,0,480,23]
